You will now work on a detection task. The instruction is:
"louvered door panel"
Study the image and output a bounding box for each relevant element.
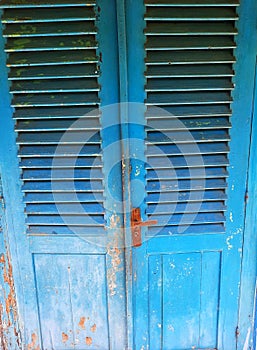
[1,0,105,236]
[144,0,239,236]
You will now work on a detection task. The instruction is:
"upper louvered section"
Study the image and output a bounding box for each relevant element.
[1,1,105,236]
[144,0,239,236]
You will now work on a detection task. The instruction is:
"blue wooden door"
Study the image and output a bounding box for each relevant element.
[0,0,257,349]
[124,0,257,349]
[0,0,128,349]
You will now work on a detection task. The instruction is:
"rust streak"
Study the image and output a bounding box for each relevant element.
[85,336,92,346]
[1,251,18,324]
[0,248,21,348]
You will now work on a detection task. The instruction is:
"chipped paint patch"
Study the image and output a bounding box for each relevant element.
[168,324,175,332]
[243,327,251,350]
[109,214,120,229]
[135,166,140,176]
[107,245,122,296]
[107,216,123,296]
[229,212,234,222]
[226,235,234,250]
[235,227,243,235]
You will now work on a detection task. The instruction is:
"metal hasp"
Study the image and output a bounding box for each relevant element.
[131,208,157,247]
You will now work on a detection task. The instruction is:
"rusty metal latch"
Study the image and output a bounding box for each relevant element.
[131,208,157,247]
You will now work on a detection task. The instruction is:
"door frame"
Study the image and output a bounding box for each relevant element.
[1,0,257,348]
[231,0,257,348]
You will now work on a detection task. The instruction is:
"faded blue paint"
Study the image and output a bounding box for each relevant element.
[0,13,43,348]
[237,52,257,350]
[0,1,257,350]
[230,0,257,348]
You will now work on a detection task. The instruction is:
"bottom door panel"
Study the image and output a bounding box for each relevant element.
[149,252,220,349]
[34,253,109,350]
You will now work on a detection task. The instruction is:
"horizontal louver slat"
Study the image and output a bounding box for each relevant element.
[1,1,104,236]
[145,22,237,35]
[145,36,236,50]
[145,7,238,20]
[0,0,96,8]
[144,0,237,235]
[145,0,239,6]
[3,22,97,37]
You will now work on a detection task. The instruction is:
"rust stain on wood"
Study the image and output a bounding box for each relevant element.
[0,247,21,349]
[27,332,40,350]
[1,251,18,324]
[62,332,69,343]
[90,323,96,333]
[78,316,86,329]
[85,336,92,346]
[0,304,8,350]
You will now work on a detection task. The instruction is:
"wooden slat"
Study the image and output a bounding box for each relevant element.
[145,64,234,77]
[145,35,236,50]
[12,92,100,107]
[22,180,103,192]
[145,0,239,6]
[147,117,231,130]
[16,118,100,131]
[5,35,97,52]
[145,22,237,35]
[13,106,100,119]
[7,49,98,67]
[0,0,96,8]
[146,50,235,64]
[147,201,226,214]
[146,189,227,203]
[145,154,229,168]
[146,167,228,179]
[146,178,226,192]
[3,21,96,37]
[1,7,96,23]
[146,142,229,156]
[146,78,233,91]
[9,64,99,80]
[11,78,99,93]
[145,7,238,20]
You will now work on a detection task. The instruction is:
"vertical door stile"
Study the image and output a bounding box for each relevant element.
[97,0,127,348]
[125,0,149,349]
[235,0,257,345]
[115,0,133,348]
[217,0,257,346]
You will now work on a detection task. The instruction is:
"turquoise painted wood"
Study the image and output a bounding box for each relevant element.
[126,1,257,349]
[0,1,127,349]
[0,0,257,349]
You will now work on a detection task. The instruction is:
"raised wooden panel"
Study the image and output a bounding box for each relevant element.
[148,251,221,349]
[34,253,109,350]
